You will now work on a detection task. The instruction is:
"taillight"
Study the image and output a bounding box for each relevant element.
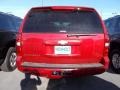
[104,34,110,56]
[16,33,22,55]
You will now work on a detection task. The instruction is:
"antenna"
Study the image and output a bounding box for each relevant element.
[112,12,117,15]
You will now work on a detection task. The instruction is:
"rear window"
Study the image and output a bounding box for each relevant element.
[23,10,103,34]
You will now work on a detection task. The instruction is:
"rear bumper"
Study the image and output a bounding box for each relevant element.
[17,56,109,79]
[18,65,105,79]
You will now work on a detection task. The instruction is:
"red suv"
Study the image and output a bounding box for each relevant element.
[16,6,109,79]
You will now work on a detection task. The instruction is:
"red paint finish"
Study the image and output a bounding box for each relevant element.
[16,6,109,79]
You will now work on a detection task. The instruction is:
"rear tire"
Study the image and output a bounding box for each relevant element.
[1,47,16,72]
[110,49,120,74]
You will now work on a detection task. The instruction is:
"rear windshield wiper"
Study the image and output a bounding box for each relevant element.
[67,34,96,37]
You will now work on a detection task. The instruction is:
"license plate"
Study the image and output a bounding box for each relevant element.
[54,46,71,54]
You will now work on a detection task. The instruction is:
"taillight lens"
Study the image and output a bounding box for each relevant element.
[16,33,22,55]
[104,34,110,56]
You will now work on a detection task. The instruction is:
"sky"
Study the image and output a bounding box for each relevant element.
[0,0,120,19]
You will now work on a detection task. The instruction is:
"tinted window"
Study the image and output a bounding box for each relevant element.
[12,17,22,31]
[23,11,103,34]
[115,17,120,33]
[105,19,115,34]
[105,20,111,29]
[0,14,15,30]
[16,20,22,30]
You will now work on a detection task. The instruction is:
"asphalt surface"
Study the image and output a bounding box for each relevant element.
[0,69,120,90]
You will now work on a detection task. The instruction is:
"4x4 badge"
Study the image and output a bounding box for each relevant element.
[58,40,68,45]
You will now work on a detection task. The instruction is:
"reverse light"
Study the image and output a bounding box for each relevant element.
[77,8,81,10]
[105,42,110,47]
[16,41,21,46]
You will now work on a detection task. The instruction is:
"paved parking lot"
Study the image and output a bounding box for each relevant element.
[0,69,120,90]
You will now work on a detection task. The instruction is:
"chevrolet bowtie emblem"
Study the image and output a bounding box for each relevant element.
[58,40,68,45]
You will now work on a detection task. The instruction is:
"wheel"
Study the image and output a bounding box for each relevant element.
[1,47,17,72]
[110,49,120,73]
